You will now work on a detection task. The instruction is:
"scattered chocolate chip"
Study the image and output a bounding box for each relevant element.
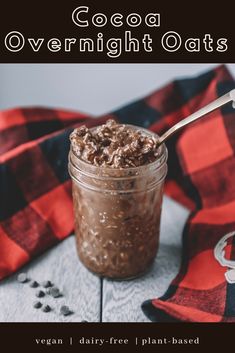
[36,290,45,298]
[30,281,39,288]
[42,305,51,313]
[81,320,88,323]
[60,305,72,316]
[49,287,62,298]
[17,273,28,283]
[33,301,42,309]
[42,280,53,288]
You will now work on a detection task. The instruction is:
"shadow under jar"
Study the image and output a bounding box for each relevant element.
[68,127,168,280]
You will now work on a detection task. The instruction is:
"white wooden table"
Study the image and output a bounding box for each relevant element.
[0,196,189,322]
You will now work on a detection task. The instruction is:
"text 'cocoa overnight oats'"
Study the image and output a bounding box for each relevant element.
[68,120,168,279]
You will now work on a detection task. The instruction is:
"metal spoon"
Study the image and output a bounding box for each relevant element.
[157,89,235,146]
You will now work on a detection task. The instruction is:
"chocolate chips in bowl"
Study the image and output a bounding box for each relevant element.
[68,120,168,279]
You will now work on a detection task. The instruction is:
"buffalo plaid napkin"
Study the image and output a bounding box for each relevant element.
[0,65,235,322]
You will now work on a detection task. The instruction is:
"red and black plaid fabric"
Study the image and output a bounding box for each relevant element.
[0,65,235,322]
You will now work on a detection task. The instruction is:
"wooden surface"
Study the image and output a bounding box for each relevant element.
[0,239,101,322]
[0,196,189,322]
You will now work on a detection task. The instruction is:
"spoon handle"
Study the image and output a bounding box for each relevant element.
[157,89,235,146]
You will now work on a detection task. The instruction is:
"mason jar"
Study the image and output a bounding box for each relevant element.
[68,126,168,279]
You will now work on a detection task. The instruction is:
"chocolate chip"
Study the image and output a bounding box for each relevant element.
[42,280,53,288]
[42,305,51,313]
[17,273,28,283]
[30,281,39,288]
[49,287,62,298]
[60,305,72,316]
[33,301,42,309]
[36,290,45,298]
[81,320,88,323]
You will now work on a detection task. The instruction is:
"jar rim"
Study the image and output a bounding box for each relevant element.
[69,125,168,177]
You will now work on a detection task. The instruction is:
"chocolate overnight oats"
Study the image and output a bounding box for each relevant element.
[68,120,168,279]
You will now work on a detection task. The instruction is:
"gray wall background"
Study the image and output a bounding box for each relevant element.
[0,64,234,115]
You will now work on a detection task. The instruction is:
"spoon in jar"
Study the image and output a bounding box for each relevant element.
[156,89,235,147]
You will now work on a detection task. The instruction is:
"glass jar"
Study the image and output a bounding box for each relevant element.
[68,126,168,279]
